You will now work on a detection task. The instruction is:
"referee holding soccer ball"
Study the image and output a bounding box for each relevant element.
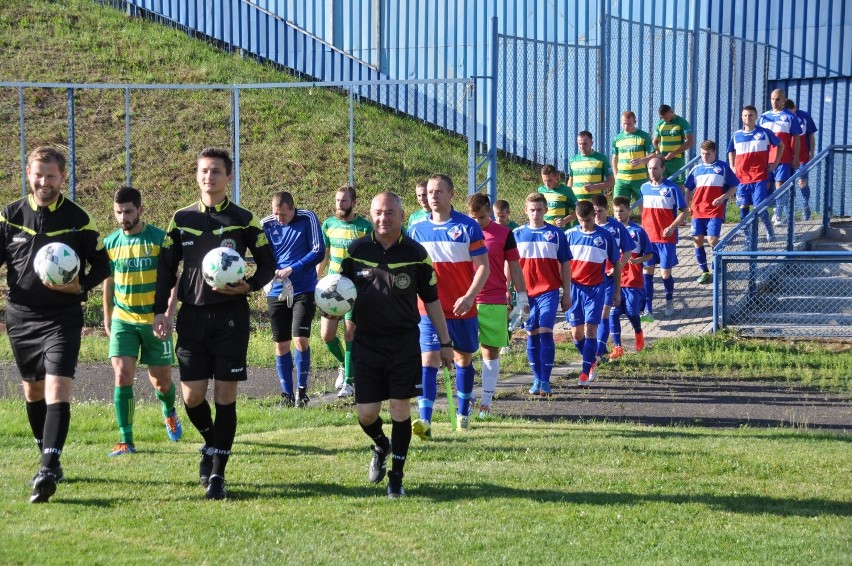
[0,146,110,503]
[340,191,453,498]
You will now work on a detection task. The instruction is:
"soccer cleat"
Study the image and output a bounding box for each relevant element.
[412,419,432,441]
[29,468,59,504]
[29,465,64,486]
[635,332,645,352]
[199,444,214,487]
[164,409,183,442]
[640,310,655,323]
[664,299,675,317]
[538,381,553,397]
[295,387,310,408]
[108,442,137,457]
[457,415,470,430]
[387,471,406,499]
[588,362,598,383]
[577,372,590,388]
[205,475,227,500]
[528,379,541,396]
[772,215,783,227]
[477,405,491,420]
[334,367,345,389]
[337,383,354,398]
[609,346,625,360]
[279,392,295,407]
[499,346,510,356]
[696,272,712,284]
[368,444,389,483]
[803,207,811,221]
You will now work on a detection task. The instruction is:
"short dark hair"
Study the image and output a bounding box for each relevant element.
[467,192,491,212]
[658,104,673,115]
[197,147,233,176]
[613,196,631,208]
[700,140,717,152]
[742,105,758,113]
[784,99,797,110]
[541,164,558,176]
[493,199,511,212]
[589,194,608,208]
[429,173,454,192]
[578,130,593,141]
[114,186,142,208]
[27,146,66,172]
[272,191,295,208]
[337,184,356,201]
[575,200,594,218]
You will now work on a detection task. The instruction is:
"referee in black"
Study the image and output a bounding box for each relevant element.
[0,146,110,503]
[341,191,453,498]
[152,148,276,500]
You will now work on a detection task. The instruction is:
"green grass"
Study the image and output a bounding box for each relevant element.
[0,400,849,564]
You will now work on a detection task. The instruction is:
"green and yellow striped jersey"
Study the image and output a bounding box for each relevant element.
[655,116,692,159]
[321,215,373,274]
[537,183,577,224]
[104,223,166,325]
[612,129,654,181]
[568,151,613,199]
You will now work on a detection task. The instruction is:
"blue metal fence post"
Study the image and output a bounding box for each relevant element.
[466,79,477,195]
[18,87,26,197]
[823,146,834,236]
[712,251,720,332]
[231,86,241,204]
[349,88,355,187]
[786,178,796,251]
[489,16,498,204]
[125,87,131,186]
[67,88,76,200]
[598,0,608,148]
[688,0,701,130]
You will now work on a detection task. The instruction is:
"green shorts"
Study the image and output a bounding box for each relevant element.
[477,303,510,348]
[614,179,645,203]
[664,159,686,184]
[109,318,175,366]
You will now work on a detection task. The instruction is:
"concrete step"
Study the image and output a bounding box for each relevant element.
[771,275,852,295]
[743,311,852,325]
[825,220,852,242]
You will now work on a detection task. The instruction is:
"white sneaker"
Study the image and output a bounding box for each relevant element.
[588,361,598,383]
[334,367,345,389]
[772,215,783,227]
[664,299,675,316]
[337,383,354,398]
[499,346,510,356]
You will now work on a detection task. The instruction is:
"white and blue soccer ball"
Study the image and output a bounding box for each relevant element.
[315,274,357,317]
[34,242,80,285]
[202,247,246,288]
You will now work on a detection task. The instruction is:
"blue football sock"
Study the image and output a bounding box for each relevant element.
[294,347,310,388]
[582,338,597,375]
[740,207,749,221]
[663,276,675,301]
[527,334,542,381]
[418,366,438,422]
[627,314,642,333]
[610,310,622,347]
[573,338,584,355]
[643,273,654,312]
[694,247,708,273]
[539,333,555,384]
[761,210,774,237]
[597,318,610,356]
[455,363,475,417]
[275,353,294,395]
[800,184,811,203]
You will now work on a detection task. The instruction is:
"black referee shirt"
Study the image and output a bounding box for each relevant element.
[341,233,438,337]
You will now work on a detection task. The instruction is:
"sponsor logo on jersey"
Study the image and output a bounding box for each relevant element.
[12,236,27,243]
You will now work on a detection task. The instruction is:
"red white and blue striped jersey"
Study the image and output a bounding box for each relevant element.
[639,180,688,243]
[566,225,619,287]
[598,217,634,271]
[758,110,802,165]
[513,223,569,298]
[727,127,780,183]
[684,159,739,219]
[408,209,487,319]
[792,109,818,164]
[621,222,652,288]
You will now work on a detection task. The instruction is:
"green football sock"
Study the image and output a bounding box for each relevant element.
[114,385,135,445]
[155,382,177,418]
[325,336,345,365]
[344,341,354,385]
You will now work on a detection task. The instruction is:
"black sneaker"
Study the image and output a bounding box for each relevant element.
[205,474,227,500]
[368,443,389,484]
[387,471,406,499]
[199,444,214,487]
[295,387,309,408]
[29,465,63,486]
[278,392,295,407]
[30,467,59,503]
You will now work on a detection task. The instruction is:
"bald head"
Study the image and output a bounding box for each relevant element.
[647,156,665,183]
[770,89,786,112]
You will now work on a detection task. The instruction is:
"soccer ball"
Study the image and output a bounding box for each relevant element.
[315,274,357,317]
[202,247,246,288]
[34,242,80,285]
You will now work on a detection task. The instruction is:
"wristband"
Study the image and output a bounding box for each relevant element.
[439,341,453,348]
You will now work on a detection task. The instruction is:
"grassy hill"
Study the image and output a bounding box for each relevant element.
[0,0,537,231]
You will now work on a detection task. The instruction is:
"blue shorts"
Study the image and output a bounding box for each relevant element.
[566,282,605,327]
[612,287,645,318]
[736,181,770,207]
[524,289,560,332]
[643,242,679,269]
[773,163,793,184]
[603,276,616,306]
[691,217,724,237]
[419,315,479,354]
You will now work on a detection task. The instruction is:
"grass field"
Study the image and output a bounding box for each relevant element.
[1,400,849,564]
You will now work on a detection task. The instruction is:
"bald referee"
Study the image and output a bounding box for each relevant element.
[340,191,453,498]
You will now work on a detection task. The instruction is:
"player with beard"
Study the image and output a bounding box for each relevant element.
[316,185,373,397]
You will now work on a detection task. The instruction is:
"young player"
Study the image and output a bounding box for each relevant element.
[103,187,182,456]
[493,199,520,230]
[537,164,577,229]
[589,194,633,370]
[568,131,615,201]
[153,148,276,499]
[467,193,528,418]
[514,193,570,397]
[609,197,653,359]
[262,192,325,407]
[640,157,689,319]
[316,185,372,398]
[727,105,782,242]
[683,140,739,283]
[759,89,802,225]
[784,98,818,220]
[1,146,110,503]
[408,174,489,434]
[406,180,430,229]
[565,201,621,387]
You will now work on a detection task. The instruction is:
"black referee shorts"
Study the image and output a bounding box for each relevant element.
[175,301,249,382]
[267,293,315,342]
[6,302,83,381]
[353,327,422,404]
